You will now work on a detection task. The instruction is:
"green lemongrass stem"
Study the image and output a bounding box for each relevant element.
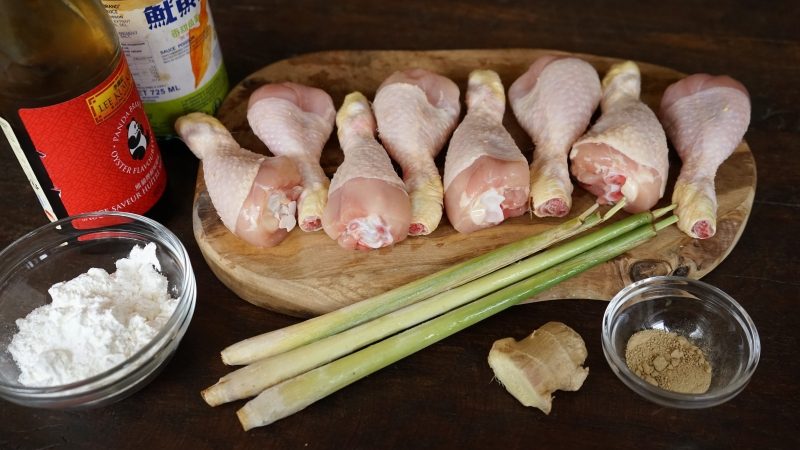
[202,206,666,406]
[222,203,611,366]
[237,215,678,430]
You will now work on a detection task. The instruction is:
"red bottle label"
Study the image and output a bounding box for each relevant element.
[18,56,166,218]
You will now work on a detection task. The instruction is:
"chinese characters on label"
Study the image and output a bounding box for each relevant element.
[144,0,198,29]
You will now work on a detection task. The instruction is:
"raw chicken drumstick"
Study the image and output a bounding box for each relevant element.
[247,82,336,232]
[509,56,601,217]
[176,112,302,247]
[659,74,751,239]
[570,61,669,213]
[443,70,530,233]
[322,92,412,250]
[373,68,461,235]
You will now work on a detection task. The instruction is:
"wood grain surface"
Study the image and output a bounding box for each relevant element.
[194,49,756,317]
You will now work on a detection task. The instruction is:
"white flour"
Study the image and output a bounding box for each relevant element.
[8,243,178,387]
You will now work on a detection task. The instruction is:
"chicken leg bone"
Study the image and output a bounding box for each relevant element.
[509,56,601,217]
[443,70,530,233]
[247,82,336,232]
[373,68,460,236]
[176,112,302,247]
[660,74,751,239]
[322,92,411,250]
[569,61,669,213]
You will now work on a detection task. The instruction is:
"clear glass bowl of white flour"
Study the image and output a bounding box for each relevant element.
[0,212,196,409]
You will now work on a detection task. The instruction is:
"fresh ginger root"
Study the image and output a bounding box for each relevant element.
[488,321,588,414]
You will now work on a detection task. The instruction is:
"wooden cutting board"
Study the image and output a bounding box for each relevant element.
[192,49,756,318]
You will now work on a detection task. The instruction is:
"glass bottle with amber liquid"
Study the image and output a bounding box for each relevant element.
[0,0,167,221]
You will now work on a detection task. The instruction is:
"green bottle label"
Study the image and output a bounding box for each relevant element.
[143,63,229,137]
[103,0,229,137]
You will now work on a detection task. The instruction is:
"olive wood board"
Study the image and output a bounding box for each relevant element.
[192,49,756,318]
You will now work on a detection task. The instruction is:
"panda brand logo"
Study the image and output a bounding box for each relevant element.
[127,119,149,160]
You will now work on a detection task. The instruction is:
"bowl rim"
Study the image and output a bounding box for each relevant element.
[601,275,761,408]
[0,211,195,398]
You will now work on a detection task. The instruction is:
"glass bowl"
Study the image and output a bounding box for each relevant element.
[602,276,760,409]
[0,212,196,409]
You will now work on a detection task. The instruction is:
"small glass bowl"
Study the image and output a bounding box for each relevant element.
[0,212,196,409]
[602,276,760,409]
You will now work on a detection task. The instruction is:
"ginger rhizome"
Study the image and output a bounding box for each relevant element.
[488,321,588,414]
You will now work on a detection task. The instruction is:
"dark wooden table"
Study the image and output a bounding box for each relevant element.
[1,1,798,448]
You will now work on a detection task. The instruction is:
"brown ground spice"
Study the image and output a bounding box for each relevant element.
[625,329,712,394]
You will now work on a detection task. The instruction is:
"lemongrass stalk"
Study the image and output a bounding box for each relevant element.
[223,203,675,367]
[222,203,610,365]
[237,216,678,430]
[203,206,668,406]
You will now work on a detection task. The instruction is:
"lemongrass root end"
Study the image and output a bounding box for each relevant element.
[237,388,295,431]
[221,342,258,366]
[220,351,235,366]
[237,400,272,431]
[237,406,258,431]
[201,385,225,407]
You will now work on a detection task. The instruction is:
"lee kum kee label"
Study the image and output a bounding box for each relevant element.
[86,62,136,124]
[16,56,166,219]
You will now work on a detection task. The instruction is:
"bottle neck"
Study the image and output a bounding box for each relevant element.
[0,0,121,105]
